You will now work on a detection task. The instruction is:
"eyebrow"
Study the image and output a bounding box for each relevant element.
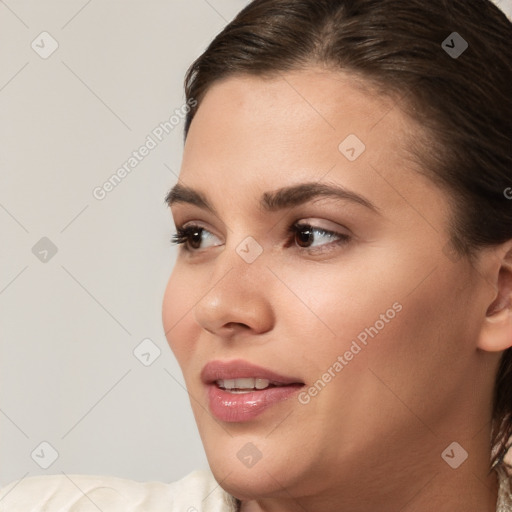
[165,181,380,215]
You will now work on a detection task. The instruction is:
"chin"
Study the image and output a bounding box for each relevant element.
[208,456,289,501]
[200,432,301,500]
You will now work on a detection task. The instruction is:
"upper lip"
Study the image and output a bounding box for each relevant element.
[201,359,304,385]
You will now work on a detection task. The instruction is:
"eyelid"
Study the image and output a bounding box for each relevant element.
[172,218,353,255]
[293,218,352,236]
[176,216,350,235]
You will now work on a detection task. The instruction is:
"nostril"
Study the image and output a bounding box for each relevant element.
[224,322,250,330]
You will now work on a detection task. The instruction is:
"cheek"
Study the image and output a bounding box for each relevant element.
[349,263,474,422]
[292,253,465,384]
[162,268,198,366]
[277,261,402,347]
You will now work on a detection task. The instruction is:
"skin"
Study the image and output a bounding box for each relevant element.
[162,67,512,512]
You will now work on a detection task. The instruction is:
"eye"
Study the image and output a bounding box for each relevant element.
[170,221,351,253]
[286,222,351,253]
[170,224,221,252]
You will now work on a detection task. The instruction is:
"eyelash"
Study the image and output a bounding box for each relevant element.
[170,222,351,254]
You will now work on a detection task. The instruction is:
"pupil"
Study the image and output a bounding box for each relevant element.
[191,229,202,249]
[297,226,312,247]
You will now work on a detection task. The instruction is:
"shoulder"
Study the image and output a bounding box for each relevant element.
[0,470,237,511]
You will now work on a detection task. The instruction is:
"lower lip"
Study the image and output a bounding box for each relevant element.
[207,384,303,422]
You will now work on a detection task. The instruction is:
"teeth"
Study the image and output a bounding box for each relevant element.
[216,378,272,390]
[255,378,270,390]
[222,379,236,389]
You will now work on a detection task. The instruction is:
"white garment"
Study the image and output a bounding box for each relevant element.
[0,470,238,512]
[0,466,511,511]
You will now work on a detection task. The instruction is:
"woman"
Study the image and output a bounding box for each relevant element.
[1,0,511,510]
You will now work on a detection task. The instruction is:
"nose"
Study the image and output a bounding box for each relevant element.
[193,242,275,339]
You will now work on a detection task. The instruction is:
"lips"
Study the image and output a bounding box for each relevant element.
[201,359,304,422]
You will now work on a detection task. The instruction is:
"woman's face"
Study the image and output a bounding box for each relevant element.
[162,69,497,501]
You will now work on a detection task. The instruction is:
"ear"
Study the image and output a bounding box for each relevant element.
[477,241,512,352]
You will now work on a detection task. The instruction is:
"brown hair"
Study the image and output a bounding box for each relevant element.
[182,0,512,472]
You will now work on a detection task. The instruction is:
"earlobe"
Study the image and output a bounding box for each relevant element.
[477,245,512,353]
[478,307,512,352]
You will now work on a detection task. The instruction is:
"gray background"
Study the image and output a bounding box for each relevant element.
[1,0,511,488]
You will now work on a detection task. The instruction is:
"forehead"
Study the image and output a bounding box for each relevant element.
[177,68,451,227]
[184,68,403,163]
